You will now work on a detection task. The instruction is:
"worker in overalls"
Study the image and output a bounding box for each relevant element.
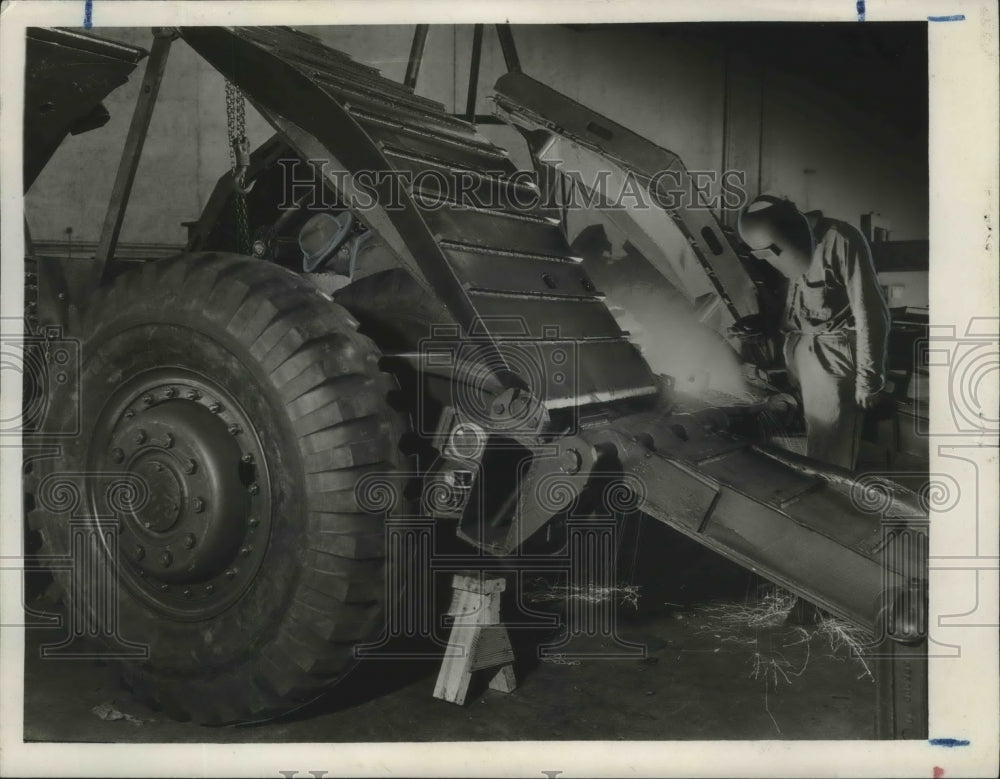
[738,195,890,471]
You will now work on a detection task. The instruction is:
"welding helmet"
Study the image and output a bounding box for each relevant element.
[737,195,814,278]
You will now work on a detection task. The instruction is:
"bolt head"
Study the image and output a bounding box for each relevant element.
[248,517,259,528]
[240,453,254,464]
[225,568,237,579]
[183,459,197,475]
[560,448,582,475]
[186,389,201,400]
[142,394,153,405]
[133,545,145,561]
[111,447,125,464]
[153,462,163,472]
[208,402,222,414]
[133,429,147,445]
[163,433,174,449]
[183,588,192,598]
[124,409,135,419]
[248,482,260,496]
[228,424,241,435]
[193,497,205,513]
[183,533,196,550]
[158,583,168,592]
[239,546,250,557]
[159,551,173,568]
[205,584,215,594]
[165,387,177,398]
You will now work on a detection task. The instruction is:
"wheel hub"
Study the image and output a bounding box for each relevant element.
[117,400,248,583]
[90,373,271,618]
[129,452,183,532]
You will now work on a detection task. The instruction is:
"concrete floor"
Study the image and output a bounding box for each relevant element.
[22,520,876,743]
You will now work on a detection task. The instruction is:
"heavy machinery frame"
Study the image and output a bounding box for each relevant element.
[23,24,927,735]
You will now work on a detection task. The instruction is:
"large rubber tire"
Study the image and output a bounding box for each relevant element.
[32,252,410,724]
[335,269,453,462]
[334,268,452,354]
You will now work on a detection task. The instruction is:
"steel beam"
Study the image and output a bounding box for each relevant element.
[465,25,485,122]
[403,24,429,90]
[495,24,522,73]
[93,29,175,280]
[875,638,929,739]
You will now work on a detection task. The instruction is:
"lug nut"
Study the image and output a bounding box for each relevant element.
[133,545,145,561]
[228,424,241,436]
[248,517,259,528]
[111,447,125,464]
[124,409,135,419]
[193,497,205,513]
[208,402,222,414]
[183,533,196,549]
[205,584,215,594]
[158,583,169,592]
[241,453,254,464]
[225,568,237,579]
[248,482,260,496]
[142,394,154,405]
[163,433,174,449]
[186,389,201,400]
[165,387,177,398]
[159,551,172,568]
[183,588,192,598]
[133,429,147,445]
[239,546,250,557]
[153,462,163,472]
[183,459,197,475]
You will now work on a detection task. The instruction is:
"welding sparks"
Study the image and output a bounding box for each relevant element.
[694,585,874,684]
[525,579,642,610]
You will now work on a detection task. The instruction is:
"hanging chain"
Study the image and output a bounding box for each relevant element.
[225,80,252,255]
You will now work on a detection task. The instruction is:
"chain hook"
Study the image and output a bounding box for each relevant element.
[231,135,256,194]
[224,80,252,254]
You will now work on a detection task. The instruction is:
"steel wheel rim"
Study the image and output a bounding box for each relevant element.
[87,367,272,620]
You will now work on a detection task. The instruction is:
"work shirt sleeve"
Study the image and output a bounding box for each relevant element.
[835,225,890,394]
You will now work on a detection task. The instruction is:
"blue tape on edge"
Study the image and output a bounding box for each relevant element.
[929,738,971,747]
[83,0,93,29]
[857,0,866,22]
[927,14,966,21]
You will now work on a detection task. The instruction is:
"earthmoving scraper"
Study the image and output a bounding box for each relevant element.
[25,25,927,735]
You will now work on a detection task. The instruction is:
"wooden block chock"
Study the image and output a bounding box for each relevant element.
[433,572,516,705]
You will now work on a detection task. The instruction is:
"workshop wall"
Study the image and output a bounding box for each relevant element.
[24,24,928,251]
[759,65,928,242]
